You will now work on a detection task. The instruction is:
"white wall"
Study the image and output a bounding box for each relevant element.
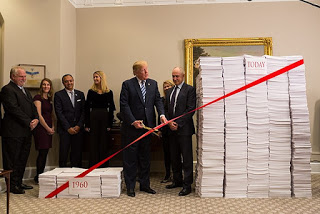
[75,2,320,160]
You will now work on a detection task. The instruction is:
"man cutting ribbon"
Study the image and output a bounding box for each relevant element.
[120,60,167,197]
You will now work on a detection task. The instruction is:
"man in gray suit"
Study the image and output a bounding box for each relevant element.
[1,66,39,194]
[120,60,167,197]
[165,67,196,196]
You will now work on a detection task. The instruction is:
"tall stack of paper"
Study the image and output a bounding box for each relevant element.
[101,168,123,197]
[244,55,270,198]
[195,57,225,197]
[266,55,291,197]
[38,168,65,198]
[287,56,312,198]
[223,56,248,198]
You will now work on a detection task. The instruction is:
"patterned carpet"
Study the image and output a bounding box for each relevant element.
[1,174,320,214]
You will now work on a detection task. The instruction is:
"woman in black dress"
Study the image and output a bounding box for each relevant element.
[85,71,115,167]
[160,80,174,183]
[33,78,55,183]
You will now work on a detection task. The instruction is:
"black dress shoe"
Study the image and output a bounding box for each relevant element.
[165,182,183,189]
[20,183,33,190]
[127,189,135,197]
[179,187,191,196]
[10,186,25,194]
[140,187,156,194]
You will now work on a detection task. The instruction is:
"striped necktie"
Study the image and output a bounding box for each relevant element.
[70,91,75,107]
[141,80,146,102]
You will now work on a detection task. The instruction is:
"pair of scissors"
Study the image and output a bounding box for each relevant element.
[140,121,160,137]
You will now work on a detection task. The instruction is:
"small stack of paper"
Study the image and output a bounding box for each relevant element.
[223,56,248,198]
[100,168,123,198]
[287,56,312,198]
[244,55,270,198]
[38,168,65,198]
[266,55,291,197]
[78,170,103,198]
[195,57,225,197]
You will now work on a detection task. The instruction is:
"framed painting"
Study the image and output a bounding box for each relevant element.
[19,64,46,88]
[184,37,273,86]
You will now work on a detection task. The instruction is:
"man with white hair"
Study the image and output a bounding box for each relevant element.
[1,66,39,194]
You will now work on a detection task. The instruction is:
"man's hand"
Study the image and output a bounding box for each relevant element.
[30,119,39,131]
[160,115,167,124]
[67,127,76,135]
[74,126,80,134]
[168,121,178,131]
[132,120,144,129]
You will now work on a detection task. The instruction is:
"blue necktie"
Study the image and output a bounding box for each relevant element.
[141,80,146,102]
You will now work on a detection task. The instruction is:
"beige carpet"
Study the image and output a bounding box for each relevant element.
[1,174,320,214]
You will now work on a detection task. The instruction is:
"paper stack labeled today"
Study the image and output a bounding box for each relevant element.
[38,168,65,198]
[195,57,225,197]
[244,55,270,198]
[266,55,292,197]
[287,56,312,198]
[223,56,248,198]
[100,167,123,198]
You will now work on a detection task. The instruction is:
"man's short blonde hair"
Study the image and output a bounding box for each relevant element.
[133,61,148,74]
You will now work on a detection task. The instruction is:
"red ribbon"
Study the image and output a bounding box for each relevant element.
[45,59,304,198]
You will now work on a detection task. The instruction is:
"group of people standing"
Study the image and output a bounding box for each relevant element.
[1,60,196,197]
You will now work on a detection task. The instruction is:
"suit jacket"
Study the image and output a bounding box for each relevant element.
[165,82,196,135]
[54,89,85,134]
[0,81,39,137]
[120,77,164,135]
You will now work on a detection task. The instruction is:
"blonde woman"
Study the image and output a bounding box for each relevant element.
[85,71,115,167]
[160,80,174,183]
[33,78,55,183]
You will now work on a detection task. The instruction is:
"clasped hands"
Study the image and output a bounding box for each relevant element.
[68,126,81,135]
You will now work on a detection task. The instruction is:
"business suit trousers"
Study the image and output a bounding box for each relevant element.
[2,136,32,187]
[59,132,83,168]
[122,131,151,190]
[169,133,193,188]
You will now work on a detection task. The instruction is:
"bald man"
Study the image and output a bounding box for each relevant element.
[164,67,196,196]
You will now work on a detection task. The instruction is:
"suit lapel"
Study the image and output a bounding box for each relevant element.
[133,78,145,106]
[176,83,186,104]
[10,82,33,103]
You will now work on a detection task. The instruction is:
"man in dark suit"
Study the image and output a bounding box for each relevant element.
[120,60,167,197]
[54,74,85,168]
[1,66,39,194]
[165,67,196,196]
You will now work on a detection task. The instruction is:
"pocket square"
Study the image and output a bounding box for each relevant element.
[77,99,81,102]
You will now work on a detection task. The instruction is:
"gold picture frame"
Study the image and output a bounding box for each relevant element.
[185,37,273,86]
[19,64,46,88]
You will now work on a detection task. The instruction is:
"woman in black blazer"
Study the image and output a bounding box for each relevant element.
[85,71,115,167]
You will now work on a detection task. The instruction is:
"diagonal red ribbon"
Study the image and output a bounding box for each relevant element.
[45,59,304,198]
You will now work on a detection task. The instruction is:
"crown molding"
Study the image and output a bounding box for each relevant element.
[68,0,298,8]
